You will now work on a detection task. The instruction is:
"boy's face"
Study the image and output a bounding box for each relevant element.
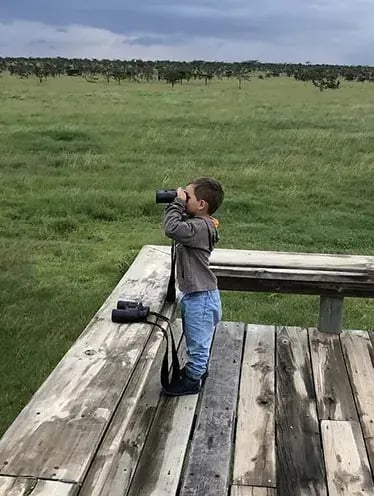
[185,183,207,216]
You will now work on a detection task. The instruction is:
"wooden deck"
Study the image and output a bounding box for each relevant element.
[104,321,374,496]
[2,321,373,496]
[121,321,374,496]
[0,245,373,496]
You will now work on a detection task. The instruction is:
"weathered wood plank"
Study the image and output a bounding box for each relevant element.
[341,330,374,472]
[0,477,77,496]
[211,249,374,272]
[151,245,374,274]
[233,325,276,487]
[308,328,358,421]
[318,296,344,334]
[369,330,374,348]
[0,245,171,483]
[321,421,374,496]
[276,326,327,496]
[212,266,371,282]
[126,395,198,496]
[124,318,193,496]
[215,276,374,297]
[230,486,276,496]
[79,312,181,496]
[152,246,374,297]
[179,322,245,496]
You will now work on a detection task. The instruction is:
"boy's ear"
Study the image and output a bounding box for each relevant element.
[198,199,206,210]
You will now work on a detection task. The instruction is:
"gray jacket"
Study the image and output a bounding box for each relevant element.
[163,198,219,294]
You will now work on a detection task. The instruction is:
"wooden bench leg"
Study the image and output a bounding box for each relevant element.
[319,296,344,334]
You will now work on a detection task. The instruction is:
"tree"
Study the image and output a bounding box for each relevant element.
[312,77,340,91]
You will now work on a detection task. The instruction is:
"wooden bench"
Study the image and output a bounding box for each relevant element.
[208,247,374,334]
[153,244,374,333]
[0,244,373,495]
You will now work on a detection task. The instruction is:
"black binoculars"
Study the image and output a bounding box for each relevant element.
[155,189,178,203]
[111,300,150,323]
[155,189,190,203]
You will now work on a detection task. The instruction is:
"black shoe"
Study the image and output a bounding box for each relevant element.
[180,366,209,382]
[162,370,201,397]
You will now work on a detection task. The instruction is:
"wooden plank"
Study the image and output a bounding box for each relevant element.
[233,325,276,487]
[341,330,374,472]
[0,245,171,483]
[179,322,245,496]
[276,326,327,496]
[230,486,276,496]
[151,245,374,274]
[321,421,374,496]
[0,477,77,496]
[212,266,371,282]
[308,328,358,421]
[124,318,192,496]
[318,296,344,334]
[215,276,374,297]
[126,395,198,496]
[151,246,374,297]
[370,330,374,348]
[79,312,182,496]
[209,248,374,273]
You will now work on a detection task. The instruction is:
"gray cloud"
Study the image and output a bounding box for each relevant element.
[0,0,374,63]
[0,1,357,39]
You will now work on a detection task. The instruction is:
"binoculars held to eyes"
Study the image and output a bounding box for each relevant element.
[155,189,190,203]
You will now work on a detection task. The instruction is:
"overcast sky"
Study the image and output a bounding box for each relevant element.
[1,1,373,64]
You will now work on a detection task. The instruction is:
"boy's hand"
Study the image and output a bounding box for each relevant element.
[176,187,187,202]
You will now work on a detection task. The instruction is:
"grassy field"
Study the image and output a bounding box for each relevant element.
[0,74,373,436]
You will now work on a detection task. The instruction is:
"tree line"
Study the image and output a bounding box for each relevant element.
[1,57,374,90]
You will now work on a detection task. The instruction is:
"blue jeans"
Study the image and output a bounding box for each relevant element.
[180,289,222,380]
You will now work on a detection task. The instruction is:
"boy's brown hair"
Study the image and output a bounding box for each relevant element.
[190,177,224,215]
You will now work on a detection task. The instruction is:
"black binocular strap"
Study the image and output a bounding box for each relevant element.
[166,241,177,303]
[159,322,180,388]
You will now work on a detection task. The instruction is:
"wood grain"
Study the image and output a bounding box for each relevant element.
[0,245,171,483]
[0,477,77,496]
[79,312,181,496]
[321,420,374,496]
[179,322,245,496]
[233,325,276,487]
[341,330,374,472]
[230,486,276,496]
[308,328,358,421]
[276,326,327,496]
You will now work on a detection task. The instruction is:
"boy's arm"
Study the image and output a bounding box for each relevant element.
[163,199,200,246]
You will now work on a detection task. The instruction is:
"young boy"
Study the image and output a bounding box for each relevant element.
[162,177,224,396]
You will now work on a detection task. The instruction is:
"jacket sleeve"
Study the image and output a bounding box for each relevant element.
[163,198,201,246]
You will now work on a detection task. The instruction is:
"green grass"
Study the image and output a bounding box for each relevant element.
[0,74,373,436]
